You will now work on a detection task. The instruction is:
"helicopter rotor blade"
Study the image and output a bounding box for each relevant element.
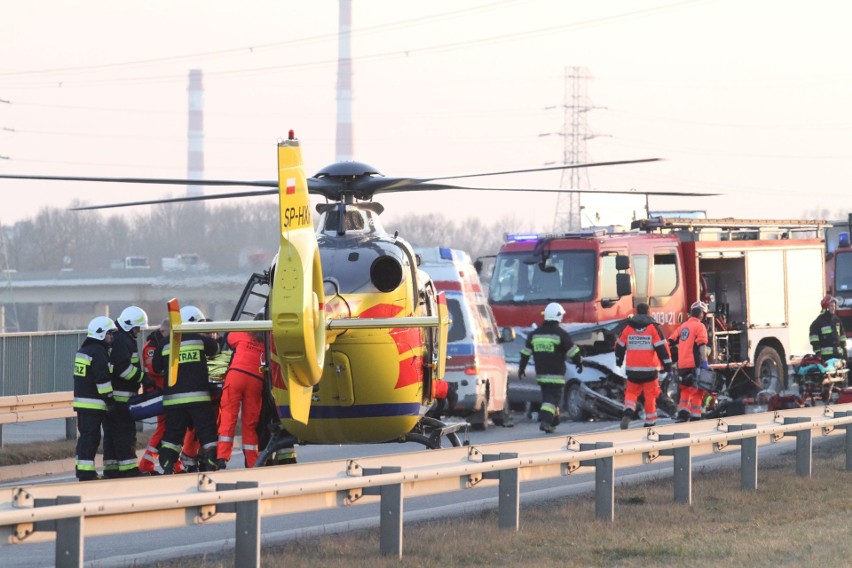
[0,173,277,187]
[356,180,719,197]
[70,189,279,211]
[419,157,663,182]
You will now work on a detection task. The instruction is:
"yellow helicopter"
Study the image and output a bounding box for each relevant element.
[0,133,674,461]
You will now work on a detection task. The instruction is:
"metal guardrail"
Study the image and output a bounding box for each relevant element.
[0,392,76,446]
[0,404,851,568]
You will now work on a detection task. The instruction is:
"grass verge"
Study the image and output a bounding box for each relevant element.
[143,437,852,568]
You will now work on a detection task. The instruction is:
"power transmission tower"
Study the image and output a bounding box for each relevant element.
[551,67,599,232]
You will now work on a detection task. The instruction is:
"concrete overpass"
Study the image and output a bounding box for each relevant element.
[0,268,262,332]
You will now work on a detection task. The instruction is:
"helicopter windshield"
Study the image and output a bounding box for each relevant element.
[488,250,596,303]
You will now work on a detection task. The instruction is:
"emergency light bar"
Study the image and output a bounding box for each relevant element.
[505,230,607,242]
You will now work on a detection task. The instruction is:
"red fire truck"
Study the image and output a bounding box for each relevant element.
[487,217,828,420]
[825,215,852,342]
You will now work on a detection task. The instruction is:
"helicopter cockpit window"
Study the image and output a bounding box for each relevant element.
[319,244,408,294]
[489,250,596,303]
[446,298,467,343]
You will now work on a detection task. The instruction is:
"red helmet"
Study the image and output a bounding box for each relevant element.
[821,295,838,310]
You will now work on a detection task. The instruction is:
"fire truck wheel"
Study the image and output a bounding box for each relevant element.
[754,346,786,392]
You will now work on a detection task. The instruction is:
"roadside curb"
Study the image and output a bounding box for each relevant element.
[0,458,75,483]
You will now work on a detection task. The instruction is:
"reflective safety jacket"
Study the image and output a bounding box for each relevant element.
[518,321,582,385]
[668,316,708,370]
[73,338,114,413]
[809,310,847,360]
[152,332,219,408]
[110,328,144,403]
[615,314,671,383]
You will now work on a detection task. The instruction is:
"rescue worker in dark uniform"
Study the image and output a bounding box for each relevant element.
[615,302,672,429]
[809,295,847,362]
[105,306,150,478]
[669,301,710,422]
[517,302,584,434]
[152,305,220,473]
[73,316,117,481]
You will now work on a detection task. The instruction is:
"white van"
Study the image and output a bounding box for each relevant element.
[416,247,512,429]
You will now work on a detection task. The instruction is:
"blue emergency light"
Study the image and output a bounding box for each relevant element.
[840,232,850,248]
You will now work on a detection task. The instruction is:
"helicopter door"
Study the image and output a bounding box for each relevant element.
[326,351,355,406]
[421,281,441,403]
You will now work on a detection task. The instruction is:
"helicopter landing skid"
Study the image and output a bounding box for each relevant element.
[403,416,470,449]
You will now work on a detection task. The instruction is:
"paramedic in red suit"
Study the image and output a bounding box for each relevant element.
[217,326,266,469]
[669,301,710,422]
[615,302,672,429]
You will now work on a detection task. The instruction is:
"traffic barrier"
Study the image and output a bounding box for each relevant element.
[0,393,76,446]
[0,404,850,567]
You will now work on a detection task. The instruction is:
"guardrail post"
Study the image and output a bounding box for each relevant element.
[497,452,519,530]
[379,466,403,558]
[234,481,260,568]
[785,416,812,477]
[729,424,758,490]
[594,441,614,521]
[672,433,692,504]
[837,411,852,471]
[0,424,4,447]
[55,495,83,568]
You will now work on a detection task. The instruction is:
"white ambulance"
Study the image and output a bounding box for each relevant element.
[416,247,512,429]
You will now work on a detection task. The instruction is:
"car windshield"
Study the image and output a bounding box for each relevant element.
[446,298,467,343]
[488,250,596,303]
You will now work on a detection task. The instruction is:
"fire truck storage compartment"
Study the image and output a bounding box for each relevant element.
[699,255,747,364]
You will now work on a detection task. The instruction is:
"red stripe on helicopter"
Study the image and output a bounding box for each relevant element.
[395,353,424,389]
[359,303,403,319]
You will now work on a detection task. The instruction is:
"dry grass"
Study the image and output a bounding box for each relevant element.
[0,431,154,467]
[142,438,852,568]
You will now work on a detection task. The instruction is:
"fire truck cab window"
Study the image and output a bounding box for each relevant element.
[836,253,852,292]
[651,251,678,298]
[488,251,595,303]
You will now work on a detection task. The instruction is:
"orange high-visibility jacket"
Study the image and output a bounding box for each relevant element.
[669,317,708,369]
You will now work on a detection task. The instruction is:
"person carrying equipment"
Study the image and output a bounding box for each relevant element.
[73,316,117,481]
[669,301,710,422]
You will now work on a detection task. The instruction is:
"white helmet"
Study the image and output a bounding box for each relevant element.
[690,301,709,314]
[543,302,565,322]
[87,316,117,340]
[180,305,205,323]
[117,306,149,332]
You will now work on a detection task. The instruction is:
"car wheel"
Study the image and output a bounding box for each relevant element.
[565,382,591,422]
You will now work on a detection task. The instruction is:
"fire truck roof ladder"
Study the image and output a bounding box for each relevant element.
[632,217,829,239]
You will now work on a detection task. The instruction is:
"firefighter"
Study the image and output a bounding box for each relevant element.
[104,306,150,478]
[517,302,584,434]
[152,305,220,473]
[216,318,266,469]
[73,316,117,481]
[809,295,847,362]
[669,301,710,422]
[138,318,169,473]
[615,302,672,429]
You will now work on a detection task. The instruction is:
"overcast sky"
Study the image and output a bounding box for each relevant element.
[1,0,850,231]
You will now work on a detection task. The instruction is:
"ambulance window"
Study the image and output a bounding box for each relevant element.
[632,255,649,302]
[446,298,467,343]
[651,251,678,297]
